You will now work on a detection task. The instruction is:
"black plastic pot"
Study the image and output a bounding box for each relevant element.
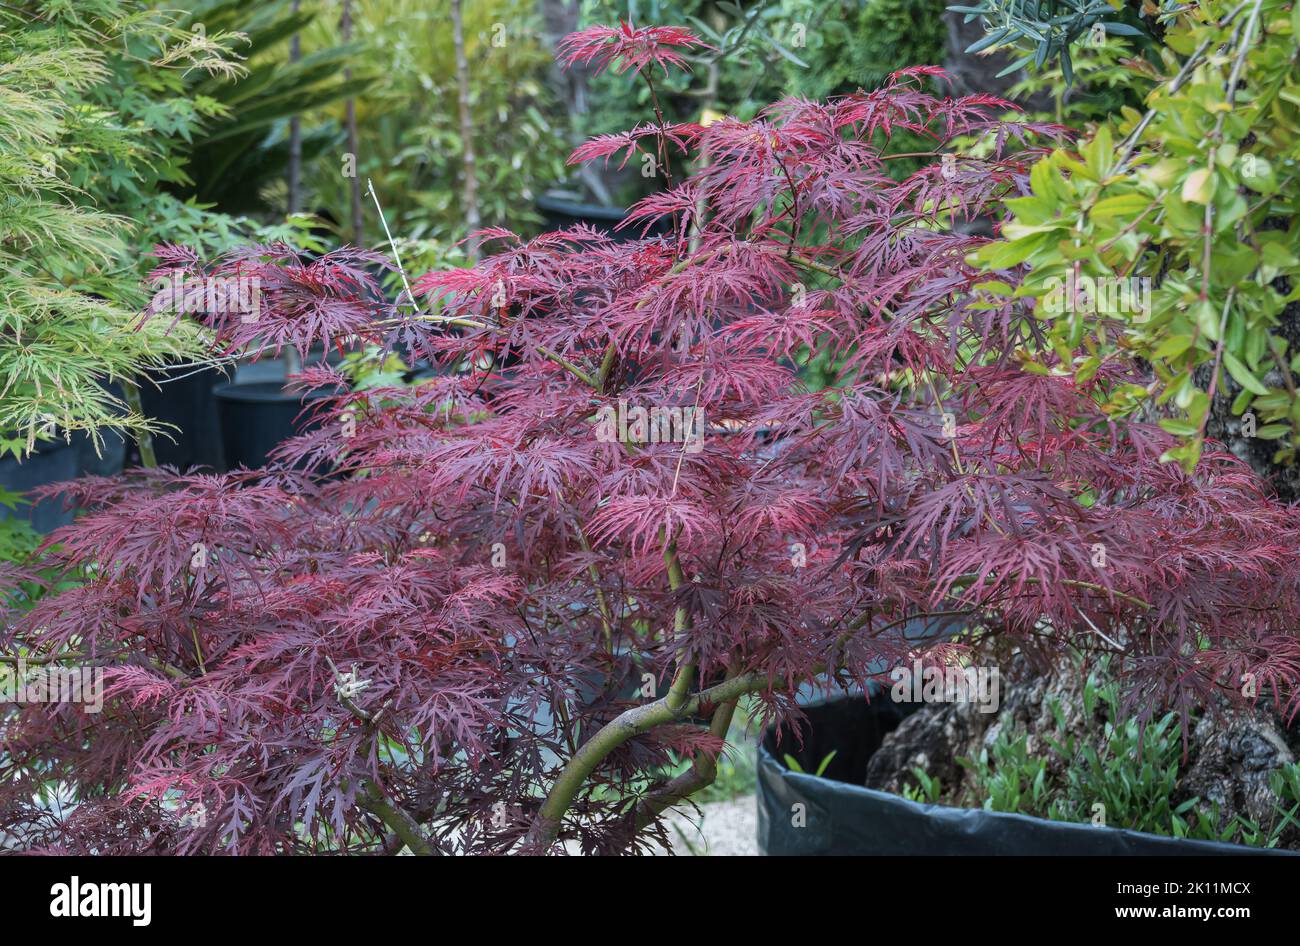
[74,429,127,479]
[536,191,672,242]
[757,695,1297,856]
[136,364,226,471]
[213,381,333,471]
[0,438,81,533]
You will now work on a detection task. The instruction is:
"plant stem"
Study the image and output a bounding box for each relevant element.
[358,780,436,855]
[631,677,740,831]
[451,0,480,262]
[531,671,767,850]
[123,379,156,467]
[287,0,302,215]
[575,523,614,648]
[661,532,695,712]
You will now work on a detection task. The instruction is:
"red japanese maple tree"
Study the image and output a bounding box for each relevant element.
[4,25,1300,855]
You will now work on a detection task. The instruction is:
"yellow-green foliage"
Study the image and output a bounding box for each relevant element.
[971,0,1300,471]
[0,4,228,457]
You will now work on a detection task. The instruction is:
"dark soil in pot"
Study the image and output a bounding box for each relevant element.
[213,381,335,471]
[0,438,81,533]
[864,656,1300,846]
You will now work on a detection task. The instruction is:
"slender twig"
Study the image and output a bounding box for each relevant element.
[1113,0,1252,173]
[325,656,435,855]
[1196,289,1237,442]
[641,71,675,191]
[574,523,614,649]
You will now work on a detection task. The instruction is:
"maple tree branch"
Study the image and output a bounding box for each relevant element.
[595,342,619,393]
[358,780,436,856]
[530,670,768,850]
[641,70,674,191]
[661,531,695,712]
[631,677,740,831]
[325,657,435,855]
[536,344,596,386]
[0,652,189,681]
[947,574,1153,612]
[574,523,615,648]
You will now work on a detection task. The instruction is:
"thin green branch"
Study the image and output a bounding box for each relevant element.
[531,671,768,850]
[358,780,437,856]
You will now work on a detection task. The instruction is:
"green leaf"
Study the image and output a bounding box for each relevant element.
[1223,351,1270,395]
[1158,418,1200,436]
[1091,193,1151,218]
[1181,168,1214,204]
[1152,334,1193,361]
[1192,299,1221,341]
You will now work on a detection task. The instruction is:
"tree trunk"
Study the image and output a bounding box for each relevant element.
[451,0,481,262]
[287,0,302,214]
[939,12,1025,97]
[342,0,363,245]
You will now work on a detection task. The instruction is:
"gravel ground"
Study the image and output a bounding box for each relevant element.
[653,794,759,856]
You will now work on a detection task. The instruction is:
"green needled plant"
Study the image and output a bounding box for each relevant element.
[0,3,239,459]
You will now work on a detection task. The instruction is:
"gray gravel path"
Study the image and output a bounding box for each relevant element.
[652,795,759,856]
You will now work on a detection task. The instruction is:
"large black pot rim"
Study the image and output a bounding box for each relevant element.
[212,380,340,404]
[213,381,343,472]
[536,191,630,223]
[756,693,1298,856]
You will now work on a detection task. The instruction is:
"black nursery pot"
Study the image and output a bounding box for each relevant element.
[73,428,127,479]
[0,438,80,533]
[536,192,672,242]
[212,381,333,471]
[756,695,1298,857]
[137,364,225,471]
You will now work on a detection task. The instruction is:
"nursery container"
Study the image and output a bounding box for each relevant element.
[71,380,128,478]
[537,191,673,242]
[213,381,336,471]
[0,438,81,533]
[74,428,127,478]
[137,364,226,471]
[756,694,1299,856]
